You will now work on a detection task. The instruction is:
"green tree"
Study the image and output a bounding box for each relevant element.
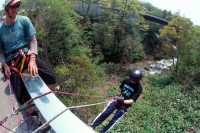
[21,0,84,66]
[55,55,107,123]
[142,1,176,59]
[194,26,200,45]
[159,16,200,86]
[89,0,148,63]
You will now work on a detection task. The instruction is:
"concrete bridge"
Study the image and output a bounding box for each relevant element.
[75,3,170,25]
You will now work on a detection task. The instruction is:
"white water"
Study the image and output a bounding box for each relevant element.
[133,58,177,75]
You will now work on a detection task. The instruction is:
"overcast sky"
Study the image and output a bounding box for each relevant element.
[140,0,200,26]
[1,0,200,25]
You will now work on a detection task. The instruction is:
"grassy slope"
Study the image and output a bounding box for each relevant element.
[93,73,200,133]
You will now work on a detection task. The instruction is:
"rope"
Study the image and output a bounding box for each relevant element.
[0,119,6,126]
[0,80,36,130]
[0,79,18,128]
[8,79,16,114]
[18,112,39,133]
[16,90,114,114]
[0,79,18,133]
[0,125,15,133]
[1,87,115,132]
[1,90,114,126]
[33,101,110,133]
[54,90,113,98]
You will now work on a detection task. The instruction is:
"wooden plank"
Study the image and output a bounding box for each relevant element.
[20,72,95,133]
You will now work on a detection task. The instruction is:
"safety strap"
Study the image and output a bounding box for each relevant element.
[114,101,126,108]
[9,49,29,74]
[120,104,126,108]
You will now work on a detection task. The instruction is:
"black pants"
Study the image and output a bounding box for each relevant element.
[5,57,56,105]
[90,101,128,133]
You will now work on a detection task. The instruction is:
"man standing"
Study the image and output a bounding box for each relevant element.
[90,69,143,133]
[0,0,56,123]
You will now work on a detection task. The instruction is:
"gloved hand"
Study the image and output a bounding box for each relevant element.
[114,96,124,105]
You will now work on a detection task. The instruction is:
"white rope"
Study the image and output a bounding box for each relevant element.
[33,101,110,133]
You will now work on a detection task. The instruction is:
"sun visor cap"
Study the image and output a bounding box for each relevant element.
[5,0,22,6]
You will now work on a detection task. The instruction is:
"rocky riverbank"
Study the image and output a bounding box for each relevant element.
[128,57,177,76]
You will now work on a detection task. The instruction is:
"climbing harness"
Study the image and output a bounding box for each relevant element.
[9,48,29,74]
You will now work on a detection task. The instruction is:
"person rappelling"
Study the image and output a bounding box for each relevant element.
[90,69,143,133]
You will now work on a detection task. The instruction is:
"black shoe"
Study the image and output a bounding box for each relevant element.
[40,125,52,133]
[89,125,95,130]
[31,111,43,127]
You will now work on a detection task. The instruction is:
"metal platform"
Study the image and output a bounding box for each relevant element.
[21,72,95,133]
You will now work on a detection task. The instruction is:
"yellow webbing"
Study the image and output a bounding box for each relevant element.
[19,56,26,74]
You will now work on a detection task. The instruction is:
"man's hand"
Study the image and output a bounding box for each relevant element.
[114,96,124,105]
[28,55,38,77]
[2,62,11,78]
